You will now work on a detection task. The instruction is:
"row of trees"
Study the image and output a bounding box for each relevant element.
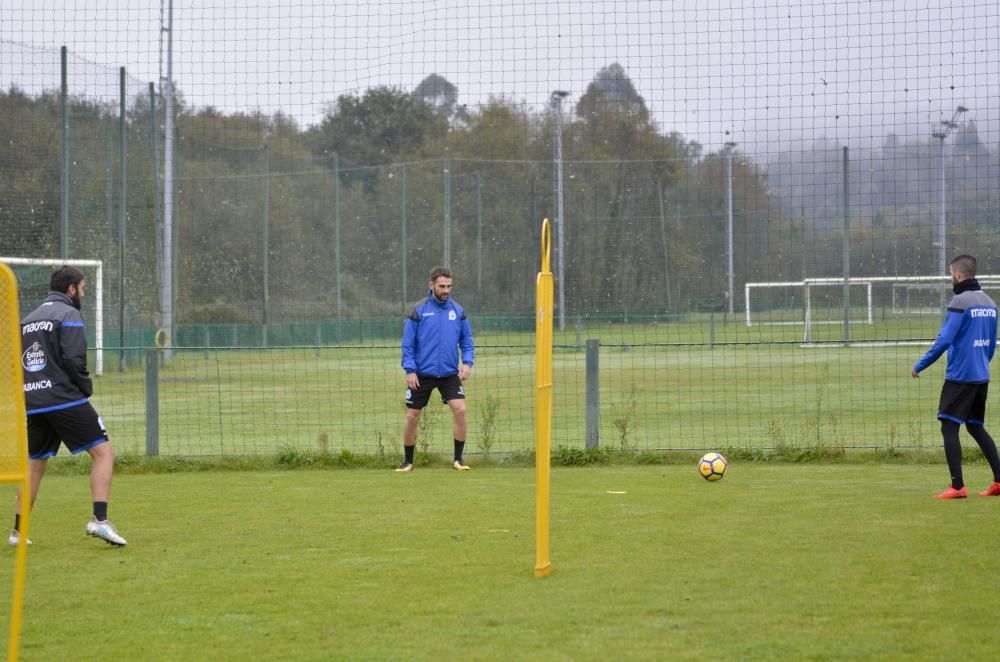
[1,64,998,327]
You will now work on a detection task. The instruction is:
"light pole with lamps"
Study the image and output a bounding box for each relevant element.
[551,90,570,331]
[724,141,737,315]
[931,105,967,300]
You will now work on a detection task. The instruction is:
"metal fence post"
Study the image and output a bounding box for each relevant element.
[262,143,270,348]
[842,145,850,344]
[443,158,451,267]
[118,67,127,372]
[585,338,600,448]
[145,349,159,456]
[400,163,407,313]
[60,46,69,260]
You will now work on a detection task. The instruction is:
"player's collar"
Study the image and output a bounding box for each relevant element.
[954,278,981,295]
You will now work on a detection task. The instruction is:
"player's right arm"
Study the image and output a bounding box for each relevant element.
[913,309,963,375]
[401,307,420,385]
[59,312,93,397]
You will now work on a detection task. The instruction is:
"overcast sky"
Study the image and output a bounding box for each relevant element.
[2,0,998,156]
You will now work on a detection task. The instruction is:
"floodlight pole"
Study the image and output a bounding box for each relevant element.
[551,90,569,332]
[160,0,176,360]
[725,142,737,316]
[932,105,967,305]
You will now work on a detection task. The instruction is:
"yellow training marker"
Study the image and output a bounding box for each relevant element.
[0,262,30,660]
[534,220,553,579]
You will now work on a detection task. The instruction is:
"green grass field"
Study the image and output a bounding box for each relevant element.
[3,464,997,659]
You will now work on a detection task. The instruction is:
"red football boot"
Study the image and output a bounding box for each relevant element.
[933,486,968,499]
[978,481,1000,497]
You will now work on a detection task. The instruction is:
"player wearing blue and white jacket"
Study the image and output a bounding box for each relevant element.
[401,288,474,379]
[912,254,1000,499]
[397,267,475,472]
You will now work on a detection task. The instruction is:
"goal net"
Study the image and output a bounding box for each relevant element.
[889,277,1000,316]
[747,275,1000,344]
[0,258,104,375]
[745,279,873,331]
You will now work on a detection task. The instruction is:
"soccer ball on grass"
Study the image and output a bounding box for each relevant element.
[698,452,728,481]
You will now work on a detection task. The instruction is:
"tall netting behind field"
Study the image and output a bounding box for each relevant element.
[2,1,1000,455]
[0,40,158,359]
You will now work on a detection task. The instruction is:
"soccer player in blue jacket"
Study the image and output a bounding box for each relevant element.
[397,267,475,472]
[912,255,1000,499]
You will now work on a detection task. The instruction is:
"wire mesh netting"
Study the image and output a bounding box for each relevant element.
[2,1,999,455]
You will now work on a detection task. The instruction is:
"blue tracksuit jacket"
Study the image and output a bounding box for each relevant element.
[913,286,997,383]
[21,291,94,414]
[401,290,474,377]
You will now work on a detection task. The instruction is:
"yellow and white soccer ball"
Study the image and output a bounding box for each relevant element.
[698,452,728,481]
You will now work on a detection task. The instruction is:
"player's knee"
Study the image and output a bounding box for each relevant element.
[89,441,115,462]
[405,408,423,422]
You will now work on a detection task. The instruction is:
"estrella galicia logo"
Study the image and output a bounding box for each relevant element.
[22,341,47,373]
[448,310,457,321]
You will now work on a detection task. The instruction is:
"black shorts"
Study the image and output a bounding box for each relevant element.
[27,401,109,459]
[938,380,989,426]
[405,374,466,409]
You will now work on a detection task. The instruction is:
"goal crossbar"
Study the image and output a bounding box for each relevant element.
[0,258,104,375]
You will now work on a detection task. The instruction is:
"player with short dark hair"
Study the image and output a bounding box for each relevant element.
[397,267,475,472]
[912,254,1000,499]
[9,266,128,546]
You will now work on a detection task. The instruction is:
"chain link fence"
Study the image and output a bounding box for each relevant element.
[2,2,1000,455]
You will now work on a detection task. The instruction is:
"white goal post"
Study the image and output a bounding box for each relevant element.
[0,258,104,375]
[746,275,1000,344]
[745,279,873,329]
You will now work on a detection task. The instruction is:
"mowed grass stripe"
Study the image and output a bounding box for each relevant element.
[3,465,997,659]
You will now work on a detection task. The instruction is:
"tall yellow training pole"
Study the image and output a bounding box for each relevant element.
[534,219,554,578]
[0,263,30,660]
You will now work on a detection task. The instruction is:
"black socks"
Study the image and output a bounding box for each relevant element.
[967,424,1000,482]
[941,420,1000,487]
[941,420,964,489]
[14,504,109,531]
[401,440,465,464]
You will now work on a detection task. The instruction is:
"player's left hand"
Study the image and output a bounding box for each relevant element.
[459,364,471,381]
[911,368,920,379]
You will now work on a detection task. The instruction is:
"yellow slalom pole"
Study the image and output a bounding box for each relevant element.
[8,472,29,662]
[534,219,554,578]
[0,263,30,660]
